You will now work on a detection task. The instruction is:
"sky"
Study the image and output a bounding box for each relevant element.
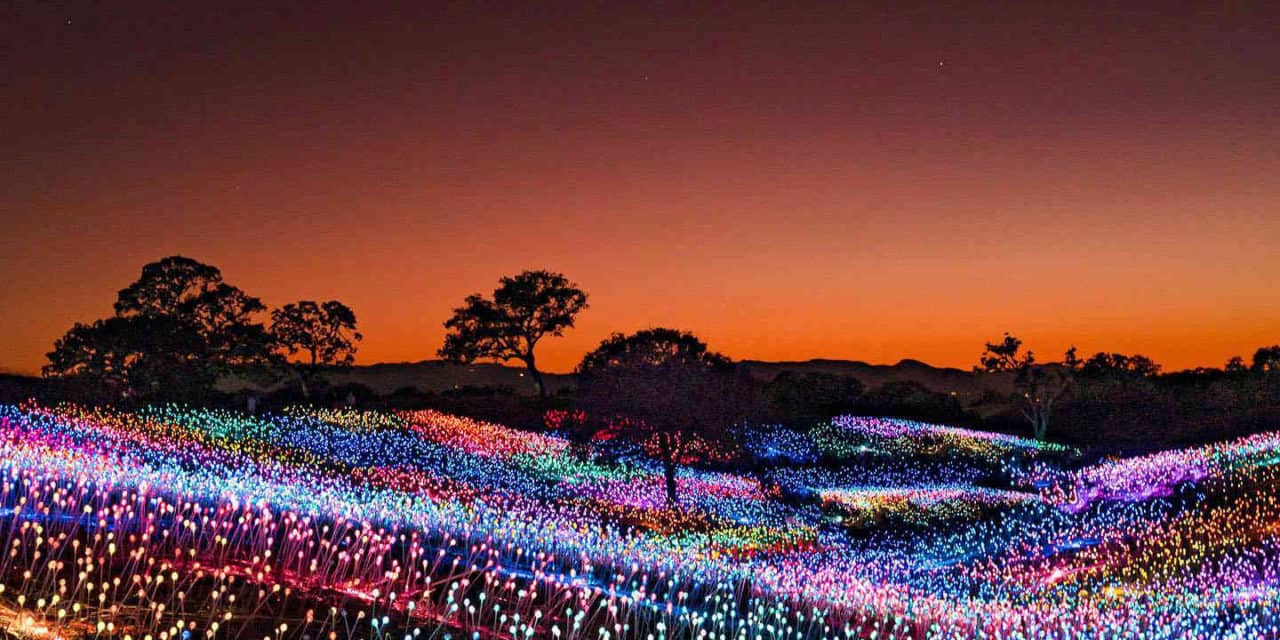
[2,1,1278,375]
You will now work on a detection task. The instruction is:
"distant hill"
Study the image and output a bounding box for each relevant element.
[740,358,1014,398]
[9,358,1012,400]
[0,373,48,402]
[314,361,575,396]
[244,358,1012,398]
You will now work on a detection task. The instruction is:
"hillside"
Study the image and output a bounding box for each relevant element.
[741,358,1014,397]
[283,358,1012,398]
[8,358,1012,400]
[5,403,1277,638]
[321,360,576,395]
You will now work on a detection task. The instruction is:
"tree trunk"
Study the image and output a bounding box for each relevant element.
[1034,412,1050,441]
[301,349,318,400]
[525,357,547,399]
[1025,406,1050,441]
[663,459,678,507]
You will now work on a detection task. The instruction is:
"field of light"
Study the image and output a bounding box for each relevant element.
[0,404,1278,639]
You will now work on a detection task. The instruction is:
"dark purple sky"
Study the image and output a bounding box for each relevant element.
[3,1,1278,373]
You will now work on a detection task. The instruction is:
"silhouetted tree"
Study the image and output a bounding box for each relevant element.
[1064,345,1081,370]
[575,328,754,505]
[1253,346,1280,374]
[1052,345,1280,448]
[1015,364,1072,441]
[439,270,588,398]
[270,300,362,399]
[1079,352,1162,378]
[44,256,272,401]
[977,333,1071,441]
[45,315,210,401]
[977,333,1034,372]
[115,256,224,316]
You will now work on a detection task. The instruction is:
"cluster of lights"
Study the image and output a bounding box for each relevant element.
[823,415,1076,456]
[0,403,1277,639]
[1048,430,1280,512]
[817,486,1041,527]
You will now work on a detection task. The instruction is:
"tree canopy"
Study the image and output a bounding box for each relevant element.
[439,270,588,397]
[575,328,755,504]
[1253,346,1280,374]
[1077,352,1162,378]
[270,300,362,398]
[45,256,273,401]
[976,332,1070,441]
[977,333,1034,372]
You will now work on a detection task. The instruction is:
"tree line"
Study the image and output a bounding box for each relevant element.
[36,257,1280,500]
[977,332,1280,448]
[44,256,361,403]
[38,256,753,505]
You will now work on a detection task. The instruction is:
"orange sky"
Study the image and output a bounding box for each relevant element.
[2,2,1278,376]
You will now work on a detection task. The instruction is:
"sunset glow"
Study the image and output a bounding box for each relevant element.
[4,2,1278,374]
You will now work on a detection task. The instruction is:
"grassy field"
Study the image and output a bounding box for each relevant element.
[0,403,1277,639]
